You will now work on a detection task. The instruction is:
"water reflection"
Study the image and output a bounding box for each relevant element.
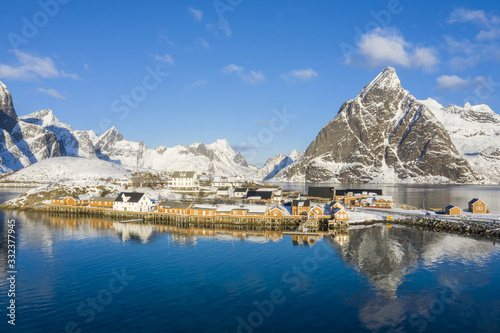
[5,211,319,246]
[325,224,499,331]
[112,222,156,243]
[327,225,497,297]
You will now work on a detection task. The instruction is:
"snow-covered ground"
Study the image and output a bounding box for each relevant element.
[356,207,500,224]
[0,156,153,183]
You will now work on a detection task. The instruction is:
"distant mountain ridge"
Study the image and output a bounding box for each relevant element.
[0,81,255,176]
[1,72,499,183]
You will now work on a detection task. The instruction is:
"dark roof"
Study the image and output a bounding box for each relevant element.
[246,190,273,200]
[335,189,383,196]
[307,186,334,199]
[468,198,482,204]
[217,187,230,191]
[158,201,190,209]
[331,208,343,214]
[292,199,310,207]
[234,188,248,193]
[91,197,115,202]
[445,205,459,210]
[114,192,146,203]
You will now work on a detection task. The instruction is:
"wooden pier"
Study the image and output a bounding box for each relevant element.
[45,204,330,231]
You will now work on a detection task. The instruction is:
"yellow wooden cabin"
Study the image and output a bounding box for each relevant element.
[268,206,284,217]
[445,205,461,215]
[51,196,66,205]
[292,199,310,216]
[468,199,487,214]
[331,208,349,222]
[189,204,217,216]
[90,197,115,208]
[308,205,324,218]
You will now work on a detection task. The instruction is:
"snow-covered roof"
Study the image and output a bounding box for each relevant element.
[247,205,268,214]
[216,205,241,213]
[191,204,217,210]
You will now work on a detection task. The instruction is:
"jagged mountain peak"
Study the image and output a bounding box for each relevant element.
[20,109,70,129]
[288,149,300,161]
[272,68,482,184]
[0,80,14,111]
[99,126,125,142]
[357,67,404,100]
[0,80,19,132]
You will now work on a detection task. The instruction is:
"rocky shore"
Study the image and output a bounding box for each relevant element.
[366,217,500,239]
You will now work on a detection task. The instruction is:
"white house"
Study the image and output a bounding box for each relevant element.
[113,192,154,213]
[216,187,234,197]
[234,188,248,198]
[212,176,231,187]
[169,171,198,190]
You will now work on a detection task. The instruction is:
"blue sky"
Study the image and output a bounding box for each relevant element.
[1,1,499,166]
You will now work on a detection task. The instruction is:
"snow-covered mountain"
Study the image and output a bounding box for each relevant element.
[3,156,133,182]
[272,67,483,184]
[421,99,500,183]
[95,127,254,175]
[0,80,254,176]
[255,150,302,181]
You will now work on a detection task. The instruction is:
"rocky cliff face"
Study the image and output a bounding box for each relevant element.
[0,80,18,133]
[0,84,62,172]
[273,67,482,183]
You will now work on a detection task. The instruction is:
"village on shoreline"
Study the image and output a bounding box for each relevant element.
[2,170,498,237]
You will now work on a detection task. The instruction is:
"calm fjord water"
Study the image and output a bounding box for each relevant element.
[1,190,500,332]
[276,183,500,211]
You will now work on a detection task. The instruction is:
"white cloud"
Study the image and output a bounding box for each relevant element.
[221,64,244,74]
[187,79,208,89]
[155,54,175,65]
[448,8,500,41]
[37,87,66,100]
[477,27,500,41]
[281,68,318,83]
[241,70,266,84]
[436,74,488,91]
[356,28,439,71]
[195,37,210,49]
[188,7,203,22]
[221,64,265,84]
[0,50,79,81]
[448,8,489,25]
[436,75,468,90]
